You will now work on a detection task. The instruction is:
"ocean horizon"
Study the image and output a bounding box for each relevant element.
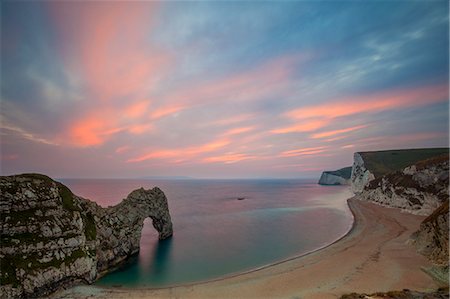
[61,178,354,288]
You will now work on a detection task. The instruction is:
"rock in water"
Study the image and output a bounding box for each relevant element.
[0,173,173,298]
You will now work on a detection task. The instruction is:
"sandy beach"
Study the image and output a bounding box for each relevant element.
[53,197,439,299]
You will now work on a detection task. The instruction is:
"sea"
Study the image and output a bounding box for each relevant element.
[61,178,354,288]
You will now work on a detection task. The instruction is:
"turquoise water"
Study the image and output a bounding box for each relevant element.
[61,179,353,287]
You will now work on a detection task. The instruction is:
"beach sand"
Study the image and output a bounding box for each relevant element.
[53,197,439,298]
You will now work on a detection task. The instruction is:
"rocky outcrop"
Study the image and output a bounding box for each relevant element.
[350,148,448,194]
[340,287,450,299]
[0,173,173,298]
[89,187,173,274]
[359,155,449,215]
[411,200,449,284]
[351,152,375,193]
[318,166,352,185]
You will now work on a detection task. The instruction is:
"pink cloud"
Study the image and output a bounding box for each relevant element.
[152,54,304,115]
[271,83,448,143]
[222,126,256,136]
[310,125,367,139]
[115,146,130,154]
[203,153,257,164]
[50,2,168,102]
[48,2,173,147]
[279,146,328,158]
[271,119,330,134]
[287,84,448,120]
[127,138,230,163]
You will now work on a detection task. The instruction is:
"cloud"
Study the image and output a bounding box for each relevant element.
[127,138,230,163]
[222,126,255,136]
[279,146,328,158]
[46,2,173,147]
[310,125,367,139]
[287,83,447,120]
[1,123,58,146]
[271,119,330,134]
[272,83,448,140]
[203,153,257,164]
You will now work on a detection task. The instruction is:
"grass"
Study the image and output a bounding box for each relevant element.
[57,182,81,212]
[359,148,449,177]
[323,166,352,179]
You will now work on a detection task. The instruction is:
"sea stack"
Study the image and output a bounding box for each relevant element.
[0,173,173,298]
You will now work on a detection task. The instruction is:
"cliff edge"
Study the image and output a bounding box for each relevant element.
[351,148,448,193]
[318,166,352,185]
[359,155,449,215]
[0,174,173,298]
[349,148,449,285]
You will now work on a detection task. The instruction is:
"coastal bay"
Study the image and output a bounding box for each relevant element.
[52,197,439,298]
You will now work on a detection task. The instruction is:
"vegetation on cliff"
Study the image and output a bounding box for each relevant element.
[0,174,173,298]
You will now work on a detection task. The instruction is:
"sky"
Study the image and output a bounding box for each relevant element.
[1,1,449,179]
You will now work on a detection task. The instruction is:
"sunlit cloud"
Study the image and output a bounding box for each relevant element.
[1,1,448,178]
[115,146,131,154]
[279,146,328,158]
[203,153,257,164]
[149,104,186,120]
[287,84,447,120]
[271,119,330,134]
[310,125,367,139]
[222,126,256,136]
[208,114,254,127]
[341,144,355,149]
[125,100,151,119]
[127,138,230,163]
[1,124,58,146]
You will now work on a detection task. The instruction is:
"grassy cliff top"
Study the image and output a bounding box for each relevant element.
[358,148,449,177]
[324,166,352,179]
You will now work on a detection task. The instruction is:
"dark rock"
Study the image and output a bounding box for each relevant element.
[0,173,173,298]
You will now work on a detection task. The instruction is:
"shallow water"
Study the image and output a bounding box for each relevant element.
[61,179,353,287]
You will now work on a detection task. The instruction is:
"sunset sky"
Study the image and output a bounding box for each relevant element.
[1,1,449,179]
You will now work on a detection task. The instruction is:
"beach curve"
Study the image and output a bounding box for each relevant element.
[52,197,439,299]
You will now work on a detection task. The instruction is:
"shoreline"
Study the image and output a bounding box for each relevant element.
[99,195,355,291]
[52,197,439,298]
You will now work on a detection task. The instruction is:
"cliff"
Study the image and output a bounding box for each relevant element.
[358,155,449,215]
[351,148,448,193]
[0,174,173,298]
[318,166,352,185]
[349,149,449,285]
[411,200,449,284]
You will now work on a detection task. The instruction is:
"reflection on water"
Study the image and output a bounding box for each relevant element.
[147,237,173,278]
[62,179,353,287]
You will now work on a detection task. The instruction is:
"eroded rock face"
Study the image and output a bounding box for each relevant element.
[411,200,449,284]
[359,156,449,215]
[0,174,173,298]
[411,200,449,265]
[87,187,173,274]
